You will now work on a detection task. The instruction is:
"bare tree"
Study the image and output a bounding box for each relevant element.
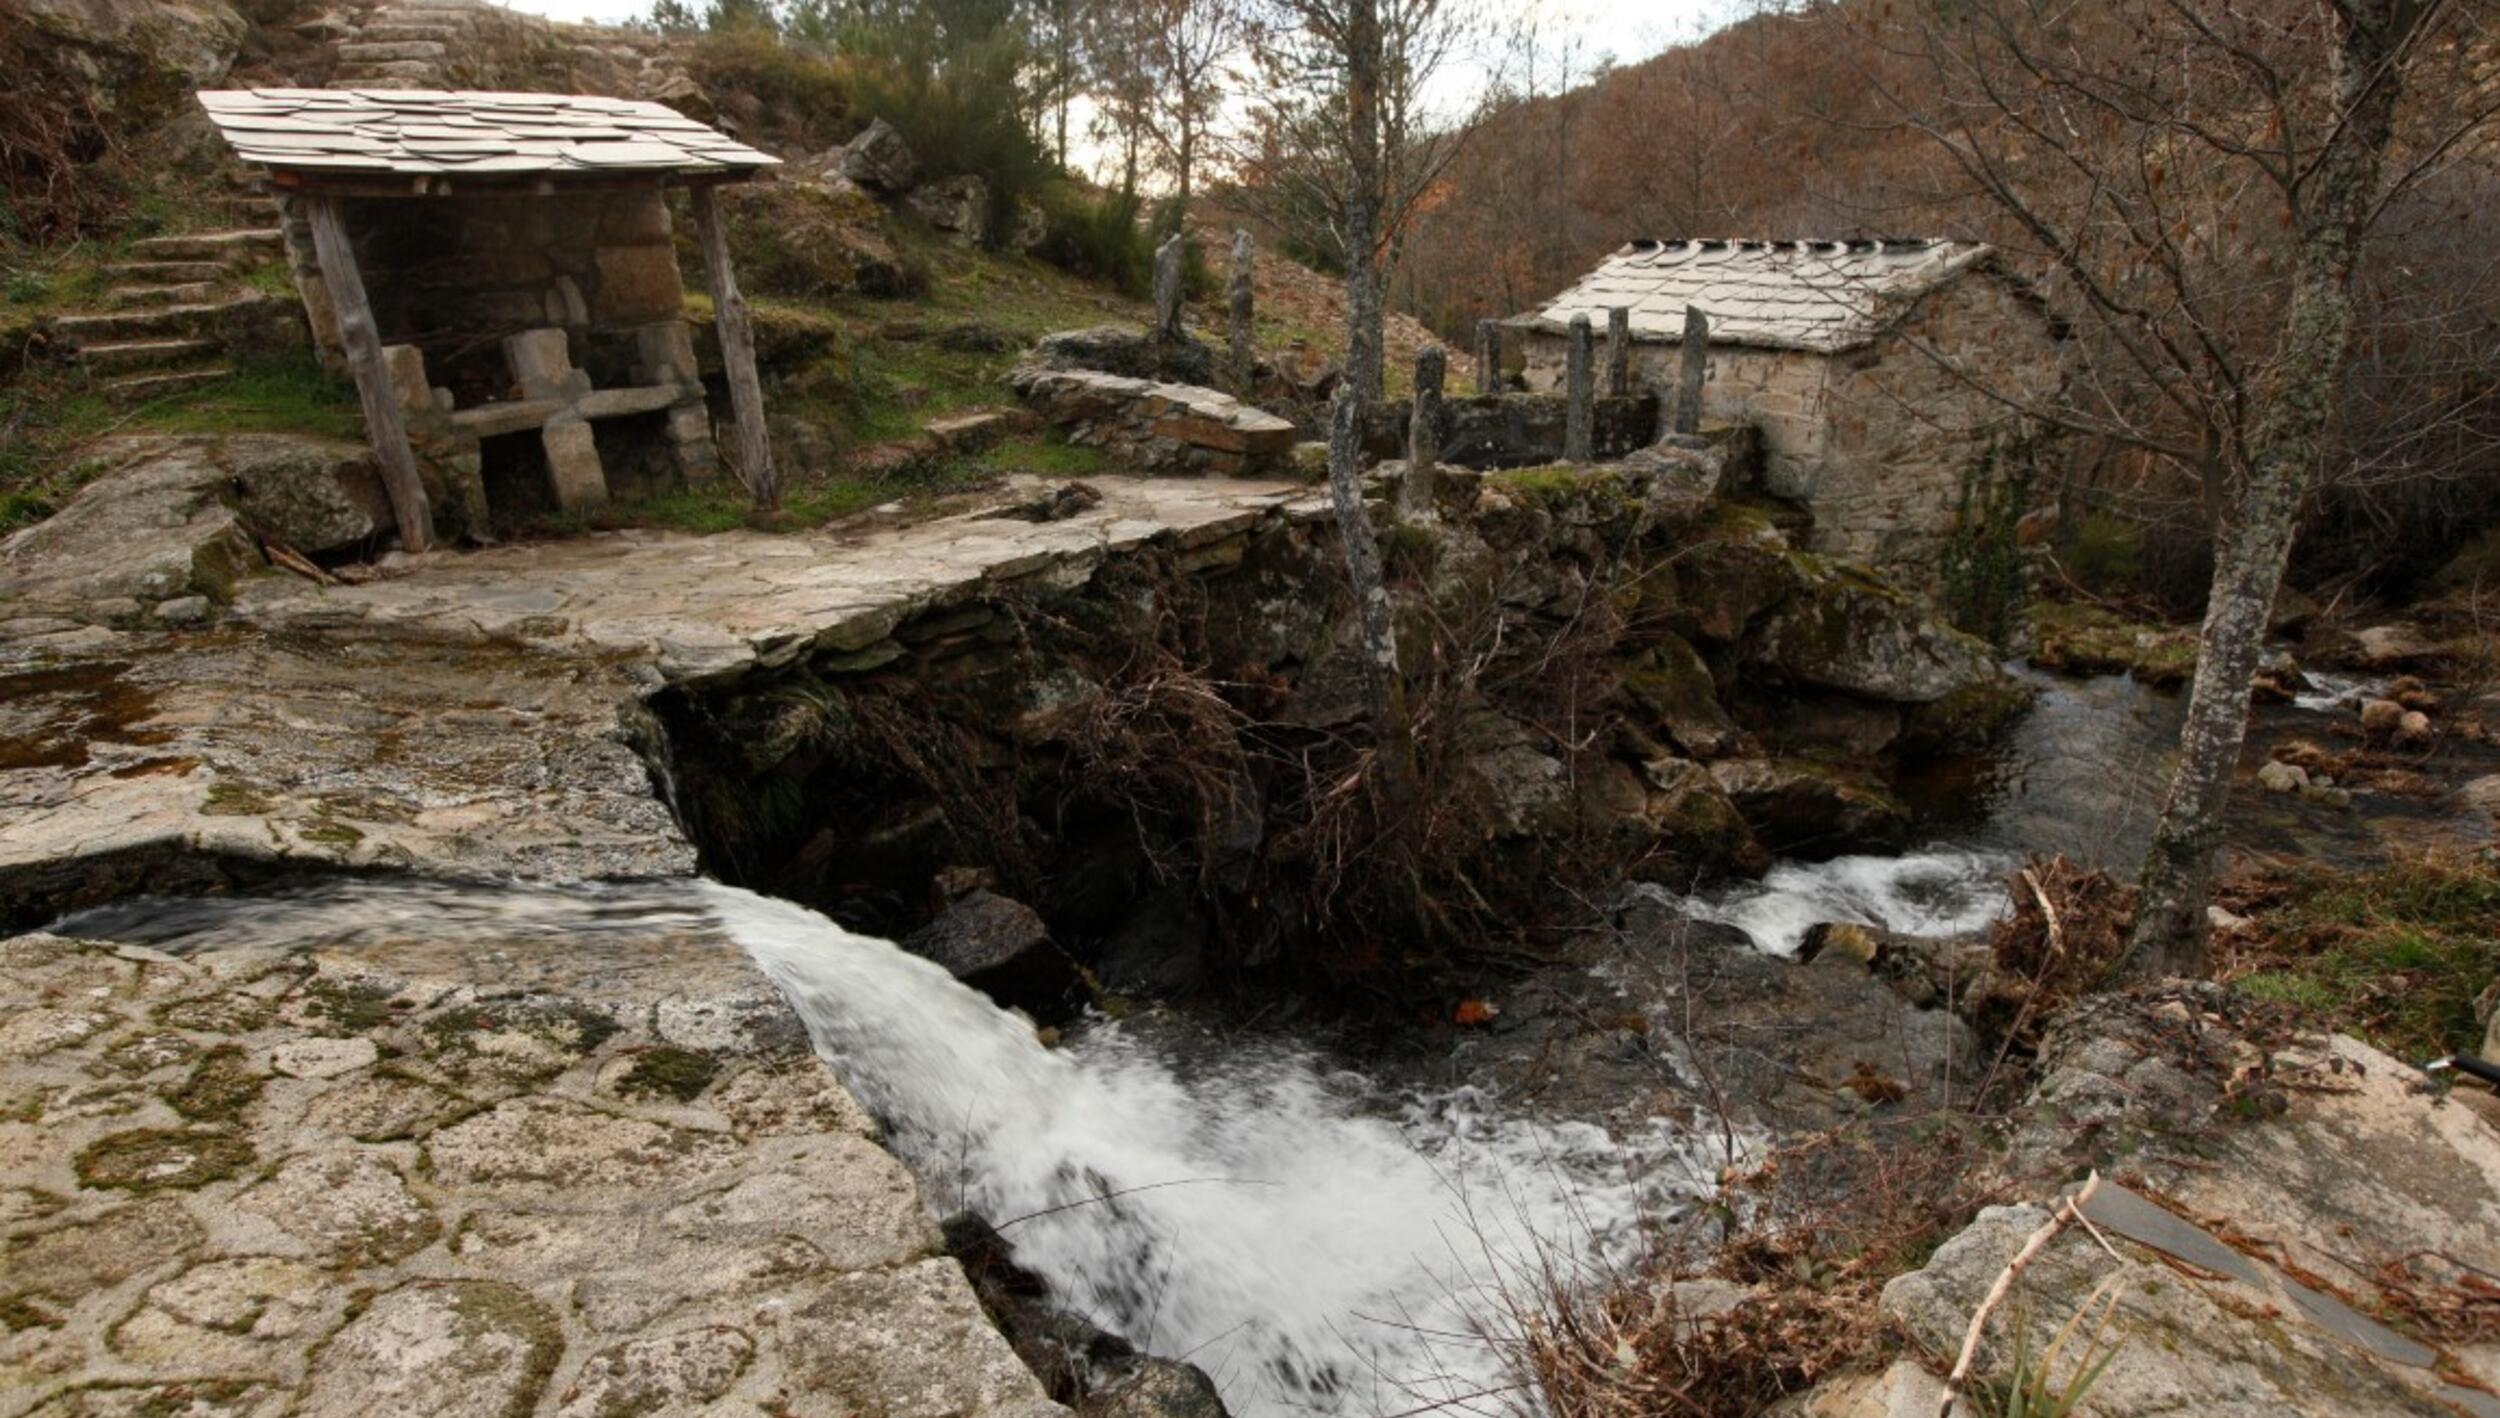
[1839,0,2499,973]
[1240,0,1495,399]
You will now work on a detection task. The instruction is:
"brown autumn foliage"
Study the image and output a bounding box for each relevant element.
[1382,0,2500,599]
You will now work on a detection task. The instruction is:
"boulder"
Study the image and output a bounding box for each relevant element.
[1029,324,1220,389]
[836,116,920,193]
[2343,622,2439,669]
[1617,435,1725,496]
[1871,993,2500,1418]
[21,0,247,110]
[1751,556,2003,704]
[224,434,395,554]
[2359,697,2406,741]
[0,435,267,612]
[716,180,924,299]
[907,174,989,243]
[2256,759,2309,794]
[1708,758,1909,857]
[902,888,1081,1017]
[1617,633,1741,758]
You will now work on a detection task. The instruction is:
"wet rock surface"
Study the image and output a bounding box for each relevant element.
[0,929,1065,1418]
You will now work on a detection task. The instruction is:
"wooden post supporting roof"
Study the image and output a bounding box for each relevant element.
[689,183,778,512]
[303,195,435,552]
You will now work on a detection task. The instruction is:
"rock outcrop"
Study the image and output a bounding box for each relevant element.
[0,434,390,622]
[1816,988,2500,1417]
[1009,366,1299,477]
[0,926,1067,1418]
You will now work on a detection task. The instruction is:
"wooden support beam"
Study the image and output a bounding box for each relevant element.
[689,182,778,511]
[303,194,434,553]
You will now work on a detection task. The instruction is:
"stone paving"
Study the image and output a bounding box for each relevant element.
[0,926,1063,1418]
[0,468,1324,1416]
[0,473,1325,915]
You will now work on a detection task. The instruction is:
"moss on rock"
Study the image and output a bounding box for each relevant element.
[617,1046,721,1103]
[75,1127,254,1192]
[165,1045,264,1123]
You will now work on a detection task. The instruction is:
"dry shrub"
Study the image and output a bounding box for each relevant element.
[0,33,136,244]
[1966,856,2136,1070]
[1520,1120,1999,1417]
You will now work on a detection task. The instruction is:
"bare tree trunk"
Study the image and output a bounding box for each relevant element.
[1341,0,1386,403]
[2126,6,2406,975]
[1327,384,1409,772]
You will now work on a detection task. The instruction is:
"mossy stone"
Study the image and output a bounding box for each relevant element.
[617,1046,721,1103]
[165,1045,265,1123]
[75,1128,254,1192]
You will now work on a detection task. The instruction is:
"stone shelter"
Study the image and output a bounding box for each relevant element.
[1506,238,2064,570]
[197,87,783,550]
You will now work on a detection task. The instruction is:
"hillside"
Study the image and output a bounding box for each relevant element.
[0,0,1383,540]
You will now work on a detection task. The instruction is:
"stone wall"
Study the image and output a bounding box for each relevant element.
[1519,271,2065,575]
[1367,392,1659,468]
[281,186,686,396]
[651,465,2023,988]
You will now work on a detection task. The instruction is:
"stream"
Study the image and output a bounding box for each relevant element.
[48,667,2453,1418]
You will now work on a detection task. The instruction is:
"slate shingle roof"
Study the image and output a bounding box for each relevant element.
[197,89,778,179]
[1515,238,1993,354]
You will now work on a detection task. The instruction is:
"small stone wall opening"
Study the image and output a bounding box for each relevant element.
[477,430,555,533]
[593,410,681,502]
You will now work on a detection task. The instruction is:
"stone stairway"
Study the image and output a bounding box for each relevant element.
[328,0,477,89]
[64,228,289,405]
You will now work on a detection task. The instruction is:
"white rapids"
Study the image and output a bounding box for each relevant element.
[1670,848,2018,957]
[709,883,1736,1417]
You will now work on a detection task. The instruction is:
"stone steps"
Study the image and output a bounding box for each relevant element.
[110,282,223,309]
[103,367,232,405]
[109,260,232,285]
[360,21,463,41]
[129,229,284,263]
[337,39,446,61]
[56,303,238,345]
[337,59,444,82]
[79,338,221,374]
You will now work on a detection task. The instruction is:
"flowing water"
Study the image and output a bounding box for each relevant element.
[47,667,2412,1415]
[56,877,1739,1418]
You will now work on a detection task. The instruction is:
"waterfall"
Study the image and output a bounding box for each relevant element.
[706,883,1733,1417]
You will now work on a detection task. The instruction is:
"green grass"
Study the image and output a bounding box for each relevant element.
[975,434,1103,478]
[130,352,361,440]
[2230,854,2500,1060]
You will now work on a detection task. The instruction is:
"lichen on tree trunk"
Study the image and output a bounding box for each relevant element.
[2126,3,2408,975]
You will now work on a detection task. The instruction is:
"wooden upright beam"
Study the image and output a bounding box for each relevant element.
[689,183,778,511]
[303,195,434,552]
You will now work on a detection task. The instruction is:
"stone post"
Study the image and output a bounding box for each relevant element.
[1153,234,1185,344]
[1400,344,1445,519]
[1564,314,1594,464]
[1605,306,1631,398]
[1674,304,1710,436]
[1475,318,1500,395]
[1227,229,1255,388]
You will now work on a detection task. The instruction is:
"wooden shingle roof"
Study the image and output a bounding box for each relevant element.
[1514,238,1994,354]
[197,89,778,180]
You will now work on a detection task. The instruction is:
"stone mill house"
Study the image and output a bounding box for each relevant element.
[1506,238,2065,572]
